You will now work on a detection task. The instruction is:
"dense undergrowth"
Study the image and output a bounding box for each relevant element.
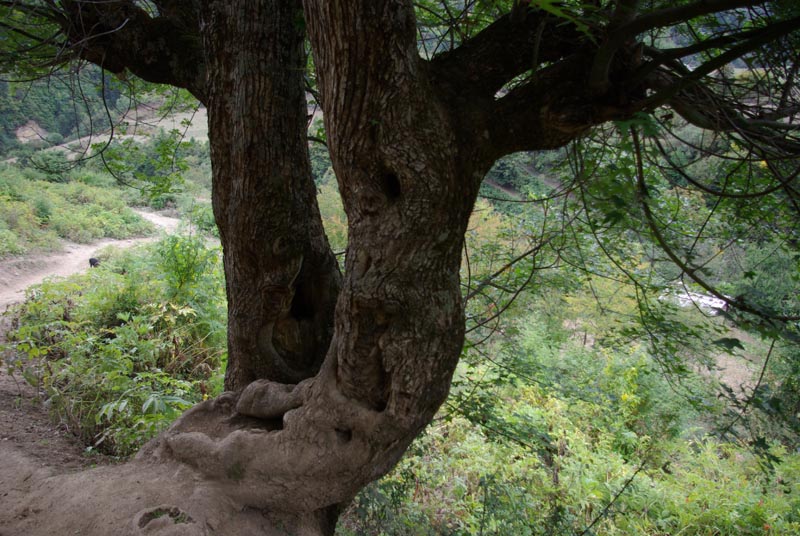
[339,319,800,535]
[0,163,154,257]
[2,235,226,456]
[3,198,798,534]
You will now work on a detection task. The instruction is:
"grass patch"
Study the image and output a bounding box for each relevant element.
[0,163,154,258]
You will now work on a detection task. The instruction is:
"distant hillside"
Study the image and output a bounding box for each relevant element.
[0,70,209,159]
[41,103,208,162]
[0,68,121,155]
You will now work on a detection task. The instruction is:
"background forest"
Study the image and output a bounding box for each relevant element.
[1,23,799,536]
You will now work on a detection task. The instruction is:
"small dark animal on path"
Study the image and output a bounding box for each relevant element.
[89,257,100,268]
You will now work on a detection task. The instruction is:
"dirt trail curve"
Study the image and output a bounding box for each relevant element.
[0,209,180,474]
[0,209,180,311]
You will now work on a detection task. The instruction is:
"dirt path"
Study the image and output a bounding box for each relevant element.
[0,209,181,474]
[0,209,180,311]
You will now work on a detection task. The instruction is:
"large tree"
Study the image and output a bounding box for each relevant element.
[1,1,798,535]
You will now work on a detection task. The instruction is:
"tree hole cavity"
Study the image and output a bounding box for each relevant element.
[289,279,314,319]
[230,413,284,432]
[335,428,353,444]
[380,171,402,202]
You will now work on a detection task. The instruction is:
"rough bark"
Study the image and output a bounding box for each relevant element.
[149,0,490,516]
[304,1,475,412]
[200,0,341,390]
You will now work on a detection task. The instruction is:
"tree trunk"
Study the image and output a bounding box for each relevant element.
[150,0,492,516]
[6,1,797,535]
[201,0,341,390]
[5,4,556,530]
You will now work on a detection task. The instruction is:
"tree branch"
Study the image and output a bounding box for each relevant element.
[488,55,633,158]
[617,0,767,41]
[6,0,206,102]
[587,0,639,93]
[636,13,800,93]
[639,16,800,156]
[589,0,768,94]
[430,8,581,98]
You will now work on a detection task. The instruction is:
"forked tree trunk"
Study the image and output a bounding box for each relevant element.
[202,0,341,391]
[151,0,492,522]
[4,0,790,533]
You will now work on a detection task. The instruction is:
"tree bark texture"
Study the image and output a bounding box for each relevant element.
[154,0,491,516]
[200,0,341,390]
[304,0,488,427]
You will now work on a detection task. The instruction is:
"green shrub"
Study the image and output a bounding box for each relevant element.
[1,198,39,235]
[32,196,53,223]
[0,227,24,256]
[0,163,155,254]
[184,201,219,237]
[73,170,116,188]
[341,394,800,536]
[2,238,226,456]
[341,303,797,536]
[156,235,218,299]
